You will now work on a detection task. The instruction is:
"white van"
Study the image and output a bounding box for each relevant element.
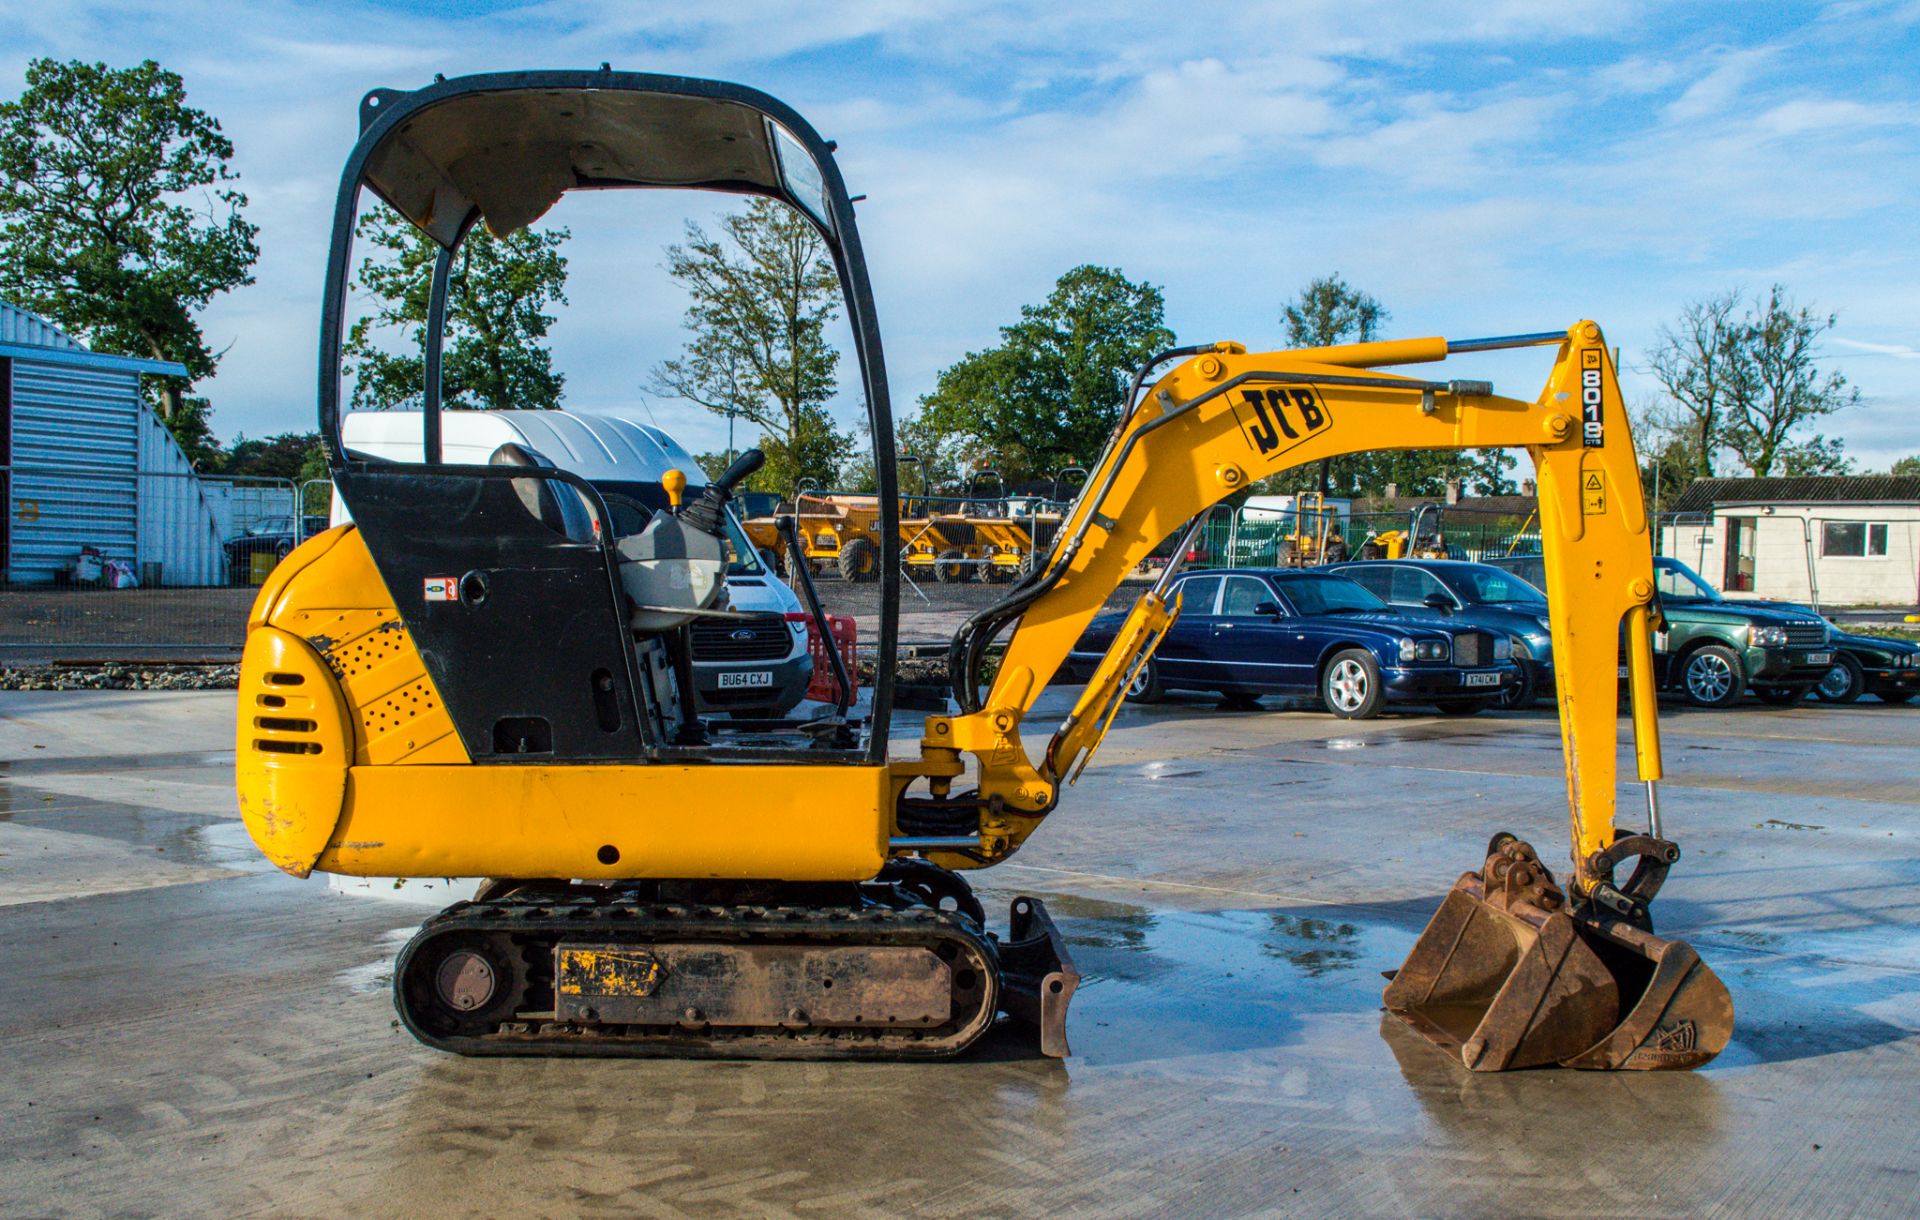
[337,409,813,718]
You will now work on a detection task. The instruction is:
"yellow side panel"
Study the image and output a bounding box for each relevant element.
[318,763,891,882]
[247,525,351,631]
[235,627,352,877]
[259,525,470,767]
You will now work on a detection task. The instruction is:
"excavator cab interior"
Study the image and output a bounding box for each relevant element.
[241,70,1732,1070]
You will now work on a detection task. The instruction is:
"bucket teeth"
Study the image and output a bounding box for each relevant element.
[1384,836,1732,1071]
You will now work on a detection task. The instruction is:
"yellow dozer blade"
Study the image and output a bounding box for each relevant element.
[1384,835,1732,1071]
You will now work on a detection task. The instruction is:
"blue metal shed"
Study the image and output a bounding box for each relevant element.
[1,301,215,584]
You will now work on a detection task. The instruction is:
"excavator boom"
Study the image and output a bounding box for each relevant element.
[898,323,1732,1070]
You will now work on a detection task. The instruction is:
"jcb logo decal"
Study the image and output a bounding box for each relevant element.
[1233,386,1329,459]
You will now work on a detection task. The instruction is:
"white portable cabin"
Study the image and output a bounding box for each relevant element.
[1659,476,1920,608]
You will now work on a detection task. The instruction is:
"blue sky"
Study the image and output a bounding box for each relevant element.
[4,0,1918,469]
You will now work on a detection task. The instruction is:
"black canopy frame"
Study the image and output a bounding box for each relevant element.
[314,71,900,764]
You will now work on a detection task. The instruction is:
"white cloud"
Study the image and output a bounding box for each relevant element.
[1835,339,1920,360]
[1660,46,1775,124]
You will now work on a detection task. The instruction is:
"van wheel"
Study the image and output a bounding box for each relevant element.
[1322,649,1383,719]
[1681,644,1746,708]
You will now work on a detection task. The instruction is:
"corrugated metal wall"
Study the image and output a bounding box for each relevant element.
[0,302,86,352]
[7,358,140,582]
[135,408,227,586]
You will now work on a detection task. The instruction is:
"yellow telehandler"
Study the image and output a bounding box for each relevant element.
[237,70,1728,1070]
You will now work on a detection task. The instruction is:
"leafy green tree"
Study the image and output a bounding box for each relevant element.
[223,432,323,480]
[1628,400,1705,514]
[1720,286,1857,477]
[1647,287,1856,479]
[1274,274,1523,499]
[1282,272,1387,353]
[1279,273,1382,496]
[651,198,847,495]
[0,58,258,463]
[342,203,569,412]
[1891,455,1920,478]
[297,441,330,485]
[1646,292,1741,480]
[916,265,1175,485]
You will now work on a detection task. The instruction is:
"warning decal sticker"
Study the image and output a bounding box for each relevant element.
[1581,471,1606,517]
[423,577,457,602]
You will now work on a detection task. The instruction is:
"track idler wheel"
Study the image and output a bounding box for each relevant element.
[1383,833,1732,1071]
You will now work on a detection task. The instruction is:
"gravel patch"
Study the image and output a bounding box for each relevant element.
[0,664,240,691]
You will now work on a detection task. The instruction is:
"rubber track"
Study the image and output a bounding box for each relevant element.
[394,897,1003,1060]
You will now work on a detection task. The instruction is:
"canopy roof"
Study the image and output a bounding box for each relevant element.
[361,82,808,245]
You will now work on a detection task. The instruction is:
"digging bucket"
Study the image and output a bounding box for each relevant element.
[1383,835,1732,1071]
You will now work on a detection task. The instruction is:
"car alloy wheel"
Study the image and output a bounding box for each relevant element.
[1327,657,1369,713]
[1685,650,1735,704]
[1813,652,1866,704]
[1123,655,1162,703]
[1818,661,1856,701]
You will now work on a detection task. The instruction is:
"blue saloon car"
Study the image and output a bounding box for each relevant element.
[1068,568,1519,719]
[1325,558,1553,709]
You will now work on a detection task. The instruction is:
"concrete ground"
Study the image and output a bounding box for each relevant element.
[2,687,1916,1218]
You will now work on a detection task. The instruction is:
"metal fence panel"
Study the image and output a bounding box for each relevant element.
[137,409,229,586]
[1197,504,1543,567]
[2,463,298,662]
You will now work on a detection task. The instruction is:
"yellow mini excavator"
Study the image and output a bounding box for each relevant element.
[238,70,1730,1070]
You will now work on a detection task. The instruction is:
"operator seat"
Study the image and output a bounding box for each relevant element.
[488,442,597,543]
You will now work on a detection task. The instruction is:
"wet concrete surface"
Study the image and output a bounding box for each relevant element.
[2,689,1917,1216]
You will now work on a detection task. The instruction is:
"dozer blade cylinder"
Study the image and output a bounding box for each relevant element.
[1384,841,1732,1072]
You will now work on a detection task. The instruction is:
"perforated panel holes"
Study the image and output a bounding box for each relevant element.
[363,681,435,735]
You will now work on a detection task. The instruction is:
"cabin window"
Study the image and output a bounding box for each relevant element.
[1821,521,1888,558]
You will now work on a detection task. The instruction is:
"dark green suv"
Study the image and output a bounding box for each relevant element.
[1485,555,1834,708]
